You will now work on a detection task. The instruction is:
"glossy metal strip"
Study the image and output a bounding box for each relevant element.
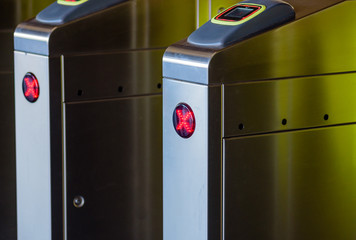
[61,55,67,240]
[14,32,49,42]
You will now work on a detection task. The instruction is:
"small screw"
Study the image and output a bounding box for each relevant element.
[73,196,85,208]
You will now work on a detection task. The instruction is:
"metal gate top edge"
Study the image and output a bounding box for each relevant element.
[164,1,356,85]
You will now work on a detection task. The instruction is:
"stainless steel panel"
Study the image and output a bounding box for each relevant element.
[163,78,222,240]
[163,41,214,84]
[224,124,356,240]
[65,95,162,240]
[224,73,356,137]
[15,0,196,56]
[63,49,164,102]
[14,1,198,240]
[15,51,52,240]
[210,1,356,84]
[163,79,209,240]
[165,1,356,85]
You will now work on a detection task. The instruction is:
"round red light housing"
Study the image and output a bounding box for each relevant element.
[23,73,40,103]
[173,103,196,138]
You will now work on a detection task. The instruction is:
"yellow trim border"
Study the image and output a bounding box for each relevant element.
[57,0,88,6]
[211,3,266,26]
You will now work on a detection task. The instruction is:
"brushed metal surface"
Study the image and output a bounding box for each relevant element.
[163,41,214,84]
[224,125,356,240]
[163,78,209,240]
[163,3,356,240]
[63,49,164,102]
[164,1,356,85]
[163,78,222,240]
[210,0,356,84]
[65,95,162,240]
[224,73,356,137]
[15,51,52,240]
[15,0,196,56]
[14,1,198,240]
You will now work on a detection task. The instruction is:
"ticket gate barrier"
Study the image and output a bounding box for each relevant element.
[14,0,198,239]
[0,1,53,239]
[163,0,356,239]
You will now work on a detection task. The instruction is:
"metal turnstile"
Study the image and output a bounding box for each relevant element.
[14,0,198,239]
[0,1,53,239]
[163,0,356,239]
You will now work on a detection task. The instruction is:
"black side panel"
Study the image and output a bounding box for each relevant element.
[0,73,16,240]
[66,95,162,240]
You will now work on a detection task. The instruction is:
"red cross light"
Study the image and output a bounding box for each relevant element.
[22,73,40,103]
[173,103,196,138]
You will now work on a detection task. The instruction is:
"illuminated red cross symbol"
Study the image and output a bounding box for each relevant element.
[173,103,196,138]
[24,78,39,98]
[176,110,194,133]
[23,73,40,102]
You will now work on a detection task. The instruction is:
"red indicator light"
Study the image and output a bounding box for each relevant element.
[173,103,196,138]
[22,73,40,103]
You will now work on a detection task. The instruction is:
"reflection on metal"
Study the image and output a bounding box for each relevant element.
[225,125,356,239]
[224,73,356,137]
[163,1,356,240]
[13,31,49,42]
[15,51,52,240]
[165,1,356,85]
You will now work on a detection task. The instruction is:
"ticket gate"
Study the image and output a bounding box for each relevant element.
[14,0,198,239]
[163,0,356,239]
[0,1,52,239]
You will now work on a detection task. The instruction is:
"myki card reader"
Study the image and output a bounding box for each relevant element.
[188,0,295,48]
